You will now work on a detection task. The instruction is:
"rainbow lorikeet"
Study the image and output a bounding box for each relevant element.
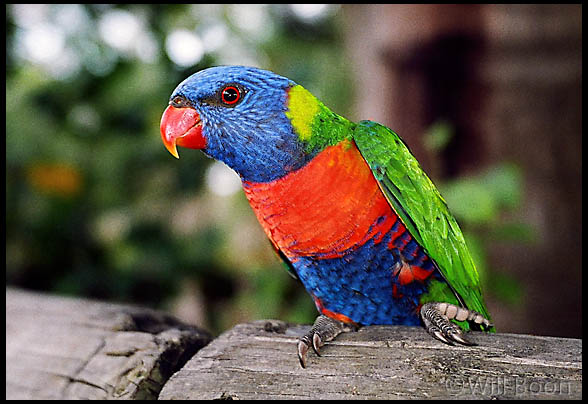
[160,66,494,367]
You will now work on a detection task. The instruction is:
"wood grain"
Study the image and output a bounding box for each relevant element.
[6,288,211,399]
[160,320,581,400]
[6,289,581,400]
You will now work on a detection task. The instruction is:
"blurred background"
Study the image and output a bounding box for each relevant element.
[6,4,581,338]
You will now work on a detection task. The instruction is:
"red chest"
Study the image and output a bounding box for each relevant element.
[242,140,398,261]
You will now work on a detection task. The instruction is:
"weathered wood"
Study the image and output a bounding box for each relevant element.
[160,320,582,400]
[6,289,582,400]
[5,288,211,400]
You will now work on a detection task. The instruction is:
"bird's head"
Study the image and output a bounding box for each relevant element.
[160,65,331,183]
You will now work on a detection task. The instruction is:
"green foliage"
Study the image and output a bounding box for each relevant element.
[441,163,523,225]
[423,120,453,152]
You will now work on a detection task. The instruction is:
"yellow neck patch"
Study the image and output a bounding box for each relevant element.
[285,85,319,141]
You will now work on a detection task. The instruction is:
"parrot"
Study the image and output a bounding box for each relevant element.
[160,66,494,368]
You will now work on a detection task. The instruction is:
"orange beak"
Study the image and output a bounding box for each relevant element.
[160,105,205,158]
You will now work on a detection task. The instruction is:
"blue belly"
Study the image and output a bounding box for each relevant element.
[292,215,447,326]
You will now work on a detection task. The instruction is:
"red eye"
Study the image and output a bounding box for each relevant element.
[171,96,185,107]
[221,86,241,105]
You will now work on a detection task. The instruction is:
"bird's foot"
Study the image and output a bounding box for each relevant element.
[420,302,493,346]
[297,314,358,368]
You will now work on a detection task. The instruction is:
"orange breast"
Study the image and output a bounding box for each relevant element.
[243,140,397,261]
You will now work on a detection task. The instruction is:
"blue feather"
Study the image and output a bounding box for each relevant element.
[171,66,313,182]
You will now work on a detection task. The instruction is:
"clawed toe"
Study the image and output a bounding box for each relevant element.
[297,314,356,368]
[447,329,475,346]
[421,302,490,346]
[297,338,310,368]
[312,333,323,355]
[430,327,453,345]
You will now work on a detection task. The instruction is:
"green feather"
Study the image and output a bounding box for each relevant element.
[352,120,494,331]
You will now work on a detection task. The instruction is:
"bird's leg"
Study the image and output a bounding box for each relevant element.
[297,314,358,368]
[420,302,493,346]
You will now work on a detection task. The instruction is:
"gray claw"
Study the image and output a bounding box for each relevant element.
[432,329,453,345]
[420,302,486,347]
[297,315,356,368]
[312,333,323,356]
[448,330,476,346]
[297,339,309,368]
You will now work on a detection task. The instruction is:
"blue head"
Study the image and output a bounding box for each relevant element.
[160,65,314,183]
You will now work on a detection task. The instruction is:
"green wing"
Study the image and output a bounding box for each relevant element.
[353,120,493,328]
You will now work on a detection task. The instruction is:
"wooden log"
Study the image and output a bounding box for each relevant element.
[5,288,211,400]
[159,320,582,400]
[6,288,581,400]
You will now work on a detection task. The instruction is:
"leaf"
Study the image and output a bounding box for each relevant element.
[487,271,525,307]
[423,120,454,152]
[441,179,498,225]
